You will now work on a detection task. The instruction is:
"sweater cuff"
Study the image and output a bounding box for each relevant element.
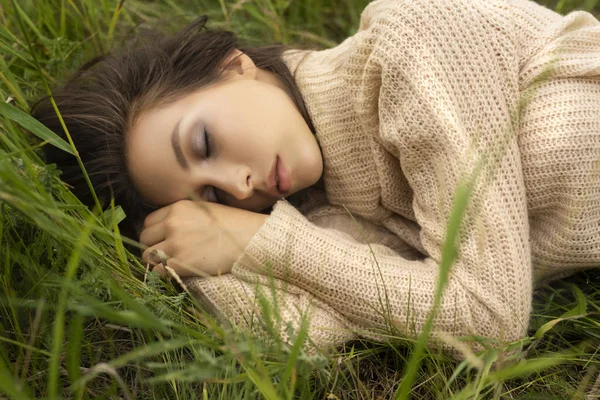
[232,200,314,286]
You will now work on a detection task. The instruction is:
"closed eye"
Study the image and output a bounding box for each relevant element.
[191,124,212,160]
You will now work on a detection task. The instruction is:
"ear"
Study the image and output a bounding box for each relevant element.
[222,49,258,80]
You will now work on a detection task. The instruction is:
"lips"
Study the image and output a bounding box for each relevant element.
[276,156,291,194]
[267,156,291,197]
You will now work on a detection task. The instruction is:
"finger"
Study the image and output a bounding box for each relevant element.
[139,220,167,248]
[151,263,169,278]
[142,246,170,266]
[143,204,174,229]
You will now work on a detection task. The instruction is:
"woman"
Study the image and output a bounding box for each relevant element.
[33,0,600,355]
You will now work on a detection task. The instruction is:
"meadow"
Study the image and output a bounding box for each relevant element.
[1,0,600,399]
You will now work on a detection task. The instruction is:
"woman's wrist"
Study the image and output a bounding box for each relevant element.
[236,212,269,256]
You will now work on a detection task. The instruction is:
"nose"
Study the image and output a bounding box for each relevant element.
[220,164,254,201]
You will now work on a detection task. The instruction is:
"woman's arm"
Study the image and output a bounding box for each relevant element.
[232,194,532,348]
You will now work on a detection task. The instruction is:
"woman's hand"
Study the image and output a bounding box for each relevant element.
[139,200,268,277]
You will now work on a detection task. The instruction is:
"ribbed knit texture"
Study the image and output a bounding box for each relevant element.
[187,0,600,356]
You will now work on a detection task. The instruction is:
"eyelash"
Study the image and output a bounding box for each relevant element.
[200,127,220,204]
[203,128,212,159]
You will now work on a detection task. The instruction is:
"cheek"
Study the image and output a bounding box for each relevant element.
[231,93,288,145]
[220,123,272,161]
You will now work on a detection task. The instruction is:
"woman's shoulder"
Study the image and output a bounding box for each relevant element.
[358,0,510,33]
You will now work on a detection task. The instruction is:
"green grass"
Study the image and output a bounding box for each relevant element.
[1,0,600,399]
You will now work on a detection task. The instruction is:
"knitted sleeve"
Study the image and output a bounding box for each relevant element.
[186,274,356,350]
[232,0,599,349]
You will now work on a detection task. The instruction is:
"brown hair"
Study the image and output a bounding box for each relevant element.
[31,16,315,240]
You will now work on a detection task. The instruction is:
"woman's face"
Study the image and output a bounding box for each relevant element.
[126,51,323,213]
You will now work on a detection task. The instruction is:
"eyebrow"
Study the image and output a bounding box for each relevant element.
[171,119,189,171]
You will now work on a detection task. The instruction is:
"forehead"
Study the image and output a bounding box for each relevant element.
[134,90,198,131]
[132,78,247,130]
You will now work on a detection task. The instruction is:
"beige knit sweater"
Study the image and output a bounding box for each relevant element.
[187,0,600,354]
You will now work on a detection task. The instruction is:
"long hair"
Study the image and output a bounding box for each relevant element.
[31,16,315,240]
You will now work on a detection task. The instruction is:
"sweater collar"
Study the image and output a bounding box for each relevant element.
[283,47,386,219]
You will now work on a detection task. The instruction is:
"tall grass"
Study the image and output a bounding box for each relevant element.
[1,0,599,399]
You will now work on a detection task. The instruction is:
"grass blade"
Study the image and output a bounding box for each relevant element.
[0,102,74,155]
